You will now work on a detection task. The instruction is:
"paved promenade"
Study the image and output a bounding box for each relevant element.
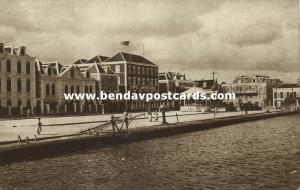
[0,110,269,143]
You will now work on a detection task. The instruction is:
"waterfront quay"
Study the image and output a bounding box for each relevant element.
[0,109,271,144]
[0,113,299,190]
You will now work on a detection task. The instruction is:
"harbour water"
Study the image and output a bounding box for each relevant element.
[0,114,299,190]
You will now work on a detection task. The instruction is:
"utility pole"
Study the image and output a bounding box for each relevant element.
[210,71,217,81]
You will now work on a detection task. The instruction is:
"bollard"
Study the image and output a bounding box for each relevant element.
[111,115,116,135]
[25,136,30,143]
[34,135,38,141]
[176,113,179,124]
[17,135,22,142]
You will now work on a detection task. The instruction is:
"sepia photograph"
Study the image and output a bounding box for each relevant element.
[0,0,299,189]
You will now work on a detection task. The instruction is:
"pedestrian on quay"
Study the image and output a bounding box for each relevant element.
[154,111,159,122]
[36,118,42,135]
[148,111,153,122]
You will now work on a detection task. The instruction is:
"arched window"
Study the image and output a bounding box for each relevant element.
[51,83,55,96]
[26,79,30,92]
[17,99,22,107]
[71,85,74,94]
[17,60,22,73]
[7,77,11,92]
[6,59,11,72]
[46,83,50,96]
[26,61,30,74]
[17,78,22,92]
[64,85,68,94]
[89,86,93,93]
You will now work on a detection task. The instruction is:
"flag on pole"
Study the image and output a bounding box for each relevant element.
[120,41,130,46]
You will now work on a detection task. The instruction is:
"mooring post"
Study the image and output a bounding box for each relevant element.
[34,135,38,141]
[111,115,116,135]
[17,135,22,142]
[25,136,30,143]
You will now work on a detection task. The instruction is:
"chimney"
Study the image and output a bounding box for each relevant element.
[20,46,26,56]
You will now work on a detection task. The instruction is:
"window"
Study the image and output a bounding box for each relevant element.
[70,68,74,77]
[287,92,290,98]
[7,99,11,107]
[128,77,132,85]
[52,83,55,96]
[86,71,90,78]
[26,61,30,74]
[26,79,30,92]
[128,65,131,73]
[17,99,22,107]
[27,100,31,108]
[71,85,74,94]
[280,92,283,98]
[20,48,25,56]
[17,60,22,73]
[7,78,11,92]
[136,66,140,74]
[115,65,120,73]
[48,68,52,76]
[17,78,22,92]
[0,78,1,91]
[133,66,136,74]
[85,86,88,93]
[6,59,11,72]
[46,83,50,96]
[89,86,92,93]
[76,85,80,93]
[65,85,68,93]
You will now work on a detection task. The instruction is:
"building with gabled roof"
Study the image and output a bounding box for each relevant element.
[103,51,159,111]
[86,55,109,63]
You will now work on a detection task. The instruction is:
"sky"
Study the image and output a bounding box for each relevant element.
[0,0,299,83]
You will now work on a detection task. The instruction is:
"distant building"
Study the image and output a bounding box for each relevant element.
[159,72,195,110]
[159,72,195,93]
[272,83,300,109]
[103,52,159,111]
[222,75,282,107]
[0,43,36,116]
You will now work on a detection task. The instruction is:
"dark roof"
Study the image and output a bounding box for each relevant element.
[105,52,155,65]
[276,83,300,88]
[73,59,87,65]
[86,55,109,63]
[194,80,215,89]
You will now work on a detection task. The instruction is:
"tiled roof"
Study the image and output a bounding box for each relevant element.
[73,59,88,64]
[275,83,300,88]
[86,55,109,63]
[105,52,155,65]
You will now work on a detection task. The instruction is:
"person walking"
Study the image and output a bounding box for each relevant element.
[154,111,159,122]
[36,118,42,135]
[148,111,153,122]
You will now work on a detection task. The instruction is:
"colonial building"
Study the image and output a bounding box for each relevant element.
[159,72,195,93]
[0,43,36,116]
[158,72,195,110]
[36,60,97,115]
[74,55,119,112]
[222,75,282,107]
[103,52,159,111]
[273,83,300,109]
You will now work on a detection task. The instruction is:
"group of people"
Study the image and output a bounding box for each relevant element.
[146,111,159,122]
